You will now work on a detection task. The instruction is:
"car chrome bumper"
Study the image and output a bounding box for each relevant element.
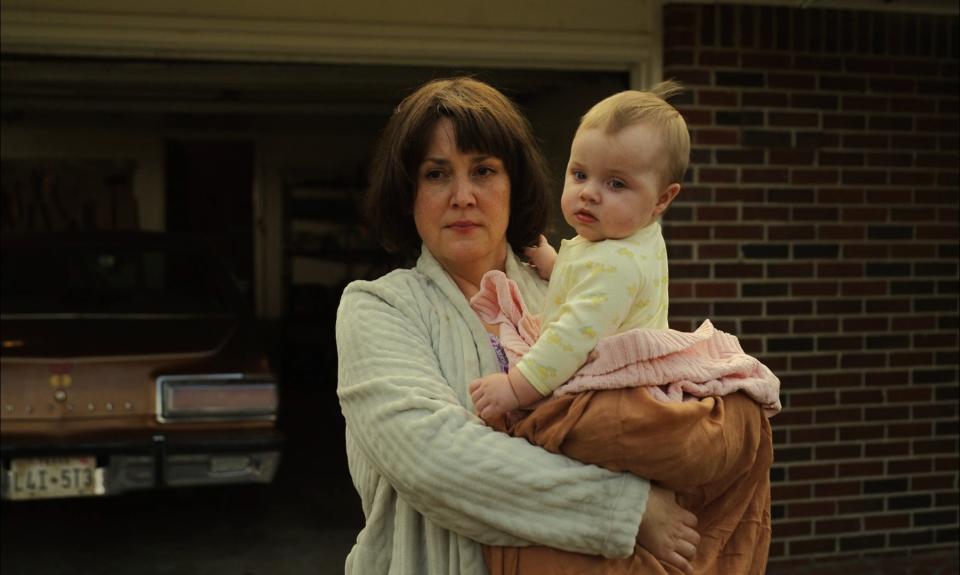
[0,432,283,500]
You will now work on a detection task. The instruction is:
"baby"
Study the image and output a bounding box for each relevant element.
[469,81,689,421]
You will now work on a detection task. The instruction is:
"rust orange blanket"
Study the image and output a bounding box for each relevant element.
[472,271,776,575]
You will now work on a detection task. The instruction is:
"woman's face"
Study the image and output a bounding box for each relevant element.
[413,118,511,275]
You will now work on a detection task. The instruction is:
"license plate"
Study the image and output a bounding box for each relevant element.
[9,456,104,500]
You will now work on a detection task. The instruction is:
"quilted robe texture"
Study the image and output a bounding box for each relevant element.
[336,248,651,575]
[473,271,776,575]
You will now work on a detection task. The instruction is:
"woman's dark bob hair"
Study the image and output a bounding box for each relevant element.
[365,76,552,257]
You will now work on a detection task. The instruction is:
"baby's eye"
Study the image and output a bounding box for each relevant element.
[609,179,626,190]
[571,170,587,181]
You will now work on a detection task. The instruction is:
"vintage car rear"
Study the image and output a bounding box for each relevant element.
[0,232,282,500]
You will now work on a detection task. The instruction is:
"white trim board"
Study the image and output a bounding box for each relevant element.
[1,9,659,84]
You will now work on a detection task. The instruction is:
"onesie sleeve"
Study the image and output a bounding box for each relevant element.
[517,246,641,395]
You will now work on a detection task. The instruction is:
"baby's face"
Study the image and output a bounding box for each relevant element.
[561,123,677,242]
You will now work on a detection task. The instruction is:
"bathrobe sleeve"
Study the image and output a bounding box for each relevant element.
[336,274,649,559]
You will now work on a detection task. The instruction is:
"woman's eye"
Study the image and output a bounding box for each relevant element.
[476,166,495,177]
[423,169,445,180]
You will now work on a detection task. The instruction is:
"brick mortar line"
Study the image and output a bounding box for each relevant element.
[776,405,958,412]
[671,292,957,296]
[774,530,960,538]
[774,410,958,414]
[748,352,957,357]
[782,416,960,422]
[771,494,960,505]
[669,202,960,207]
[772,544,959,557]
[776,374,958,378]
[680,106,953,110]
[772,533,960,543]
[772,456,958,463]
[675,285,960,290]
[767,549,960,563]
[668,228,952,233]
[685,334,960,341]
[777,375,958,380]
[771,420,960,429]
[772,518,960,528]
[775,371,958,375]
[772,461,959,470]
[668,229,960,234]
[781,411,959,416]
[773,426,956,434]
[773,447,960,455]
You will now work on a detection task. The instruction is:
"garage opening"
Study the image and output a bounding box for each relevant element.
[1,55,630,515]
[165,139,255,302]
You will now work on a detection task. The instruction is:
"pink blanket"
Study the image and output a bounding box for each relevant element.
[471,270,781,416]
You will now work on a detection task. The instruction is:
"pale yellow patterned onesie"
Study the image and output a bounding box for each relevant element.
[516,221,670,396]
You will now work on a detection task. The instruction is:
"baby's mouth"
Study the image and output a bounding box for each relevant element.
[574,210,598,224]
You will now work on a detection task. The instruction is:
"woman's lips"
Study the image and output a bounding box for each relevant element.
[447,220,480,232]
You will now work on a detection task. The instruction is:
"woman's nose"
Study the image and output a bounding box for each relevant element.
[450,176,477,207]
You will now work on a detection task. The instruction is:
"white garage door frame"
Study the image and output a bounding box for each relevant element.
[0,8,661,88]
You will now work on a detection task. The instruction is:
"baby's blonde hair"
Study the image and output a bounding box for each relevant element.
[578,80,690,186]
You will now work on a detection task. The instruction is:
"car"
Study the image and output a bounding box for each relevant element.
[0,232,282,500]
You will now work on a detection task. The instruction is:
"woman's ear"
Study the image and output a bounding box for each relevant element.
[653,183,681,217]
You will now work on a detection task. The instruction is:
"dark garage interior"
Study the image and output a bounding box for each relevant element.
[0,57,630,573]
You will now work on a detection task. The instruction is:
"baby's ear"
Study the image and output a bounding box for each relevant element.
[654,183,682,216]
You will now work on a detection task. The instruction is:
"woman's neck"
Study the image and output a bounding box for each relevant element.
[449,273,483,300]
[443,249,508,300]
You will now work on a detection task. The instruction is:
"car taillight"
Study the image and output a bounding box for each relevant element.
[157,375,277,422]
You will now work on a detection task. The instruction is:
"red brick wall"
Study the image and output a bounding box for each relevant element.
[661,2,959,567]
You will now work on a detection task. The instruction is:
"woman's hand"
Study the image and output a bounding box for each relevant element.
[636,484,700,574]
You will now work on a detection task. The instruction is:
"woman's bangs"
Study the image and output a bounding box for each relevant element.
[451,107,515,161]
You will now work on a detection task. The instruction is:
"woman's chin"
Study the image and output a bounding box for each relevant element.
[438,237,506,266]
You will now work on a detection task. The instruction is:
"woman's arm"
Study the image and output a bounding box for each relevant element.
[336,280,647,558]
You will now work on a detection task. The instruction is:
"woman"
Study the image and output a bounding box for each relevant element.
[336,77,700,575]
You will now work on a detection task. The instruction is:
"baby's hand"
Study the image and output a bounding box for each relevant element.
[524,235,557,280]
[469,373,519,423]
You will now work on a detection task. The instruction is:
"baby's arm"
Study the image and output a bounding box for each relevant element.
[517,247,640,396]
[469,367,543,422]
[525,235,558,280]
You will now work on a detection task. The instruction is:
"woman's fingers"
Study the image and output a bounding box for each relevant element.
[680,523,701,547]
[636,485,701,572]
[664,551,694,575]
[675,538,698,561]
